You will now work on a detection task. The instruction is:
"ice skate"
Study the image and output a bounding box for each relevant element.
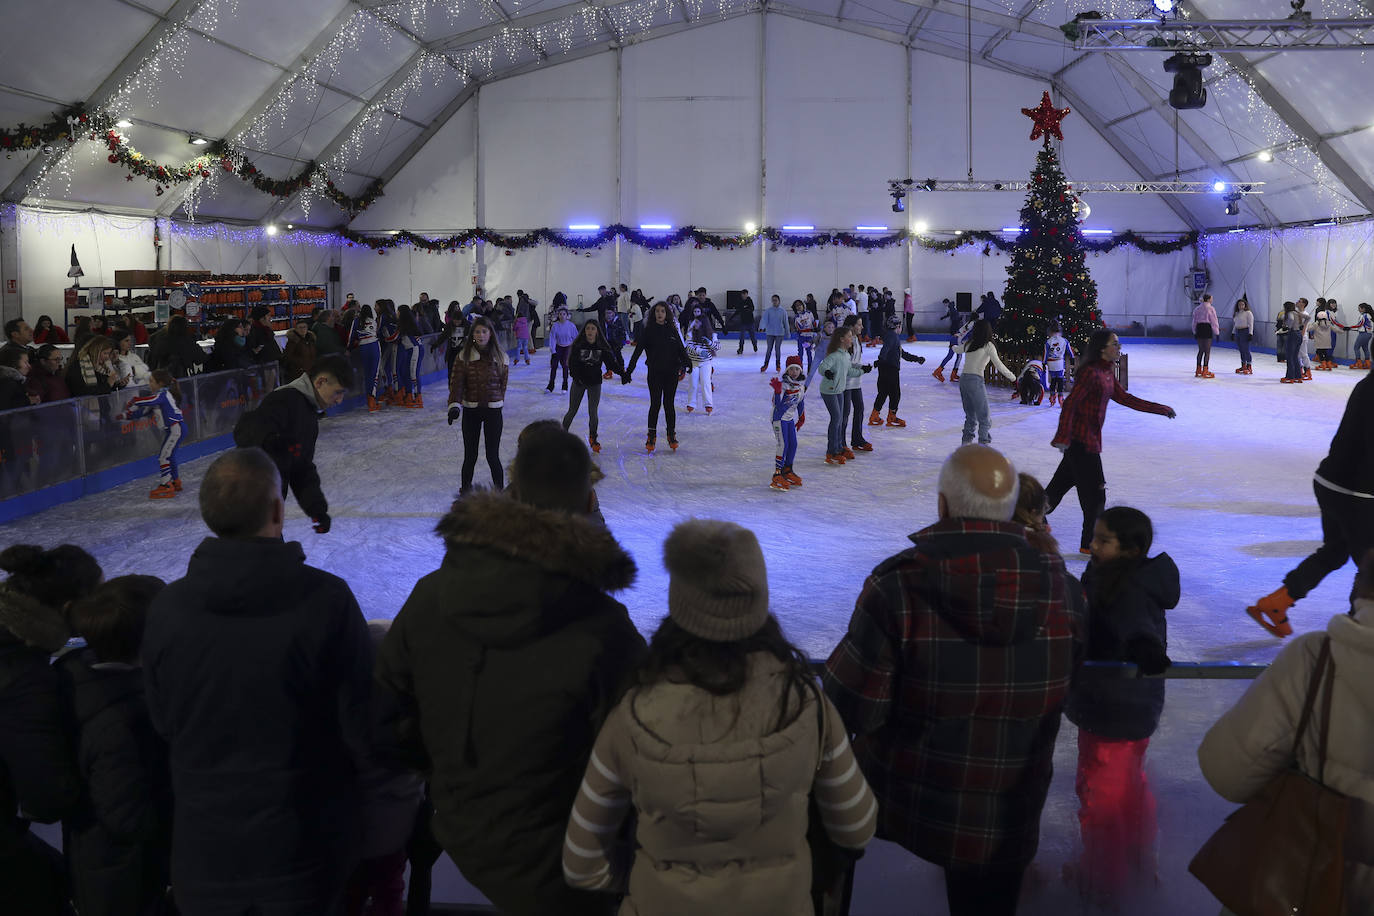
[400,392,413,407]
[950,368,960,382]
[172,479,183,492]
[409,393,424,409]
[1247,587,1294,637]
[149,483,177,499]
[589,436,601,453]
[825,453,840,465]
[367,395,381,412]
[854,440,873,452]
[886,411,906,427]
[1281,377,1298,384]
[932,366,945,382]
[1235,366,1246,374]
[760,364,768,372]
[705,406,713,414]
[1194,367,1203,377]
[645,432,656,453]
[1303,367,1313,380]
[562,380,569,391]
[686,405,694,413]
[545,384,554,393]
[841,447,855,460]
[868,409,883,426]
[668,434,679,451]
[769,473,790,491]
[1202,368,1215,378]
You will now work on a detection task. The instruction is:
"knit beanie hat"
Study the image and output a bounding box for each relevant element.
[664,519,769,642]
[785,354,803,373]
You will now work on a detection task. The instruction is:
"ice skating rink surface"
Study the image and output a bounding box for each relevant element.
[7,338,1362,666]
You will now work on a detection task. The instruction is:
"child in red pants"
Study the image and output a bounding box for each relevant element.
[1064,506,1176,904]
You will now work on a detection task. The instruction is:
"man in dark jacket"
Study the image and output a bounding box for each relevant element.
[735,289,757,354]
[694,286,725,334]
[233,353,352,534]
[247,305,284,365]
[375,425,645,916]
[0,318,34,364]
[824,445,1085,916]
[142,447,374,916]
[576,286,619,336]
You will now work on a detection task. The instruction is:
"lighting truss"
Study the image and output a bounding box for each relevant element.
[1069,18,1374,52]
[889,179,1265,194]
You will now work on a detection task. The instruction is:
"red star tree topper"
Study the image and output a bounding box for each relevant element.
[1021,90,1072,142]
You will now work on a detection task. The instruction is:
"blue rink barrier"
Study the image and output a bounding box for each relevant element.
[0,335,448,524]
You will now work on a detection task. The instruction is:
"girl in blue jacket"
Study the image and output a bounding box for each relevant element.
[119,370,186,498]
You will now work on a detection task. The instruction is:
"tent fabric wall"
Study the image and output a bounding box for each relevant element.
[18,209,155,323]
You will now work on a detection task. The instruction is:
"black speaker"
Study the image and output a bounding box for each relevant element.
[328,266,341,282]
[956,292,973,312]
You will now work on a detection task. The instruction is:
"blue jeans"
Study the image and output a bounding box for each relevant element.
[515,337,529,362]
[1355,331,1371,360]
[960,373,991,444]
[822,393,845,455]
[763,335,785,369]
[1285,331,1303,379]
[1235,328,1252,365]
[939,336,962,370]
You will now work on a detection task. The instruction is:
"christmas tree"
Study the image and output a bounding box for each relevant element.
[998,92,1103,370]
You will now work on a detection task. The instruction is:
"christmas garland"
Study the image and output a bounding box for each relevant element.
[2,107,381,215]
[340,224,1198,255]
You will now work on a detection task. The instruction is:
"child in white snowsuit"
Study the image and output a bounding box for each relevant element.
[684,319,719,413]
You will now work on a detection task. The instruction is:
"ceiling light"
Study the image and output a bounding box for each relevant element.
[639,224,672,231]
[1257,150,1274,162]
[285,224,294,230]
[781,225,814,231]
[1081,228,1113,235]
[744,222,757,233]
[189,136,209,146]
[1164,52,1211,110]
[265,224,279,236]
[567,224,600,231]
[912,221,928,234]
[1153,0,1175,13]
[114,119,133,129]
[855,226,888,232]
[1213,181,1227,192]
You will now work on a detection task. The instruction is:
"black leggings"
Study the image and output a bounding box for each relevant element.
[563,381,602,440]
[1045,441,1106,550]
[460,406,504,492]
[873,364,900,413]
[647,373,680,435]
[1284,480,1374,601]
[848,388,867,445]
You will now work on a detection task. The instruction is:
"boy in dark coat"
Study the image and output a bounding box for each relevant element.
[374,424,645,916]
[233,353,352,534]
[142,448,374,916]
[60,575,172,916]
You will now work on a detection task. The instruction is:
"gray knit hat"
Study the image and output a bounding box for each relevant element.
[664,519,769,642]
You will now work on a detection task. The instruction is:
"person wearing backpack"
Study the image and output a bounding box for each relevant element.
[232,354,353,535]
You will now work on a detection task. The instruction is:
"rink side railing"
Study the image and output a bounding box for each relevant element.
[0,333,449,523]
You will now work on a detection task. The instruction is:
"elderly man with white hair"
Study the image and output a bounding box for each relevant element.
[823,444,1086,916]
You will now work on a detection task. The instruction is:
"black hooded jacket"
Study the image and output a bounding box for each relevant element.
[141,536,373,907]
[627,317,690,380]
[0,584,80,858]
[1065,553,1178,741]
[374,492,645,913]
[56,647,171,916]
[567,335,625,389]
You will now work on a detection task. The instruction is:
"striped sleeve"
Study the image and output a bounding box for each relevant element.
[563,712,632,891]
[812,696,878,850]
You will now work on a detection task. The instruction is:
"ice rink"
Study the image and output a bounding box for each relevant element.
[8,335,1361,666]
[11,335,1366,914]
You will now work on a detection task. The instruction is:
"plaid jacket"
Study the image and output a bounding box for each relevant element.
[1051,361,1171,454]
[823,519,1086,868]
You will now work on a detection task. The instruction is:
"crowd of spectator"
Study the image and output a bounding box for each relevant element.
[2,425,1371,916]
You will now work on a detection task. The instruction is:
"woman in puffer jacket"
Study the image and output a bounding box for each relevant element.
[563,519,877,915]
[1199,549,1374,911]
[447,315,509,495]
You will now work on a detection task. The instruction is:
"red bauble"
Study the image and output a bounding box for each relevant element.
[1049,227,1059,236]
[107,154,117,163]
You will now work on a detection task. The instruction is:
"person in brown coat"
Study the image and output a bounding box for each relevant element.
[447,315,509,494]
[282,318,317,382]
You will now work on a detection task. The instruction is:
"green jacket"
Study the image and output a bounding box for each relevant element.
[817,349,862,396]
[374,491,644,915]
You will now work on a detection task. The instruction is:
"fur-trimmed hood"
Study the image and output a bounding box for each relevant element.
[0,582,70,652]
[436,490,635,593]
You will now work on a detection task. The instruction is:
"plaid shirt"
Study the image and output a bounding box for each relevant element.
[1051,361,1171,454]
[823,519,1086,868]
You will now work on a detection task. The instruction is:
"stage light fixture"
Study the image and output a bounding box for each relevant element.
[1153,0,1174,14]
[189,135,209,146]
[1213,181,1227,192]
[1257,150,1274,162]
[1164,53,1211,110]
[265,224,279,236]
[1223,193,1241,217]
[892,198,905,213]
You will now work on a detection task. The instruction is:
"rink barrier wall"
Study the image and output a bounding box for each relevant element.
[0,335,449,525]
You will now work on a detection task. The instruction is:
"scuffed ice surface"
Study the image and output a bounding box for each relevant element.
[12,341,1363,913]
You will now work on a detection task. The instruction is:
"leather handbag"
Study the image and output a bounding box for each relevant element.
[1188,638,1348,916]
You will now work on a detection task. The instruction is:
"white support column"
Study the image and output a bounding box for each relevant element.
[614,45,623,288]
[473,87,485,295]
[0,205,19,325]
[758,12,767,300]
[905,45,913,300]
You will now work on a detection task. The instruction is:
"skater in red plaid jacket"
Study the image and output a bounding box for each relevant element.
[823,444,1086,916]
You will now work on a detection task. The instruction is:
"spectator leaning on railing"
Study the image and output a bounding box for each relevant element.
[0,346,37,409]
[26,345,70,404]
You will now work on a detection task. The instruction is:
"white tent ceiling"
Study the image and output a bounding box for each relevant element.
[3,0,1373,230]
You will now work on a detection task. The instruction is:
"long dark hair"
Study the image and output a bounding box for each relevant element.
[1089,506,1154,607]
[966,319,993,353]
[1077,328,1116,371]
[398,304,419,337]
[460,315,503,364]
[633,616,816,732]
